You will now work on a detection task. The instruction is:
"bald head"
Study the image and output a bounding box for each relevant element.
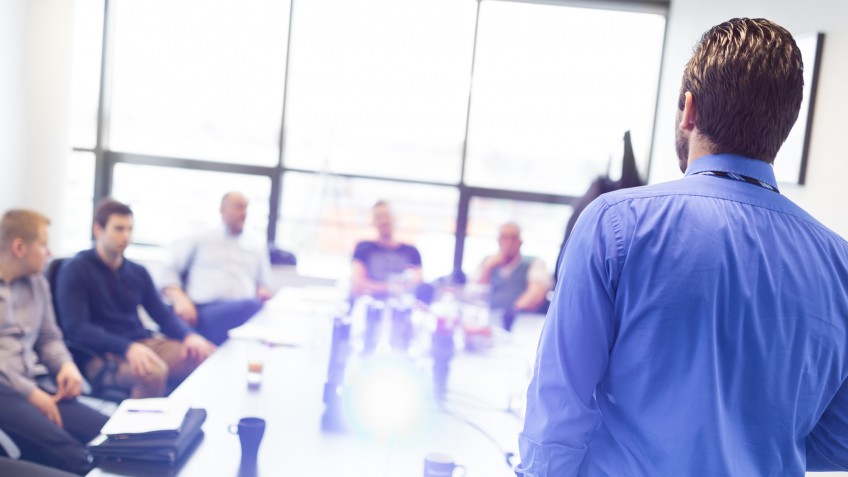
[498,222,522,262]
[221,192,249,235]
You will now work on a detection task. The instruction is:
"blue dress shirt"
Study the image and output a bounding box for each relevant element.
[517,155,848,476]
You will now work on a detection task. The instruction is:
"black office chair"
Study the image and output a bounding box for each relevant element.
[269,245,297,266]
[46,258,128,403]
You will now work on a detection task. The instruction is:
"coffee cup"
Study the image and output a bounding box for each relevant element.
[423,452,466,477]
[228,417,266,464]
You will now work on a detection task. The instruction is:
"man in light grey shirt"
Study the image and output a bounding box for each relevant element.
[160,192,273,344]
[0,209,108,475]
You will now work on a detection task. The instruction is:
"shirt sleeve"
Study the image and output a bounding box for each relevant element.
[140,267,191,340]
[515,198,620,477]
[258,242,272,289]
[527,258,553,289]
[31,276,72,375]
[159,237,196,290]
[407,245,422,267]
[352,242,369,263]
[56,259,134,356]
[0,362,36,397]
[806,379,848,471]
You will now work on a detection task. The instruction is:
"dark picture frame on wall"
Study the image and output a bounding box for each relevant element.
[774,32,824,185]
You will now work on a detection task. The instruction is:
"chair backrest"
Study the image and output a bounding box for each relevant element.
[45,258,68,329]
[269,245,297,266]
[0,428,21,459]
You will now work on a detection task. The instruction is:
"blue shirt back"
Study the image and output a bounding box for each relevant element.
[517,155,848,476]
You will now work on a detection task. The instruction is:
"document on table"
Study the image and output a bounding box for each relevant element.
[100,398,189,437]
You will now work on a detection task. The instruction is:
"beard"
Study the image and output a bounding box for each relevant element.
[674,111,689,173]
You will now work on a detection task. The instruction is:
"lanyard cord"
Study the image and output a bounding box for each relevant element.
[692,170,780,194]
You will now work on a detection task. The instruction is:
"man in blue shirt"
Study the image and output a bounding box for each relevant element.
[55,200,216,398]
[516,18,848,476]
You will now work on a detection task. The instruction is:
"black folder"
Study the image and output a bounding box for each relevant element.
[88,408,207,465]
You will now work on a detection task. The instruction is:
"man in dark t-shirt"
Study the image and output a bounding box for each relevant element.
[350,201,422,298]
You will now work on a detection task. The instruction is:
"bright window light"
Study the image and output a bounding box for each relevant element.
[465,2,666,195]
[109,0,291,165]
[283,0,477,183]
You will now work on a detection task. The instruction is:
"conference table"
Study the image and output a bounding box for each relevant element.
[86,286,545,477]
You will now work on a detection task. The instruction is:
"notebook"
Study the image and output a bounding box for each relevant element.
[100,398,189,438]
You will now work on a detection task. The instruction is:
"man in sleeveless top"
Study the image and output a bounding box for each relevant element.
[476,222,551,329]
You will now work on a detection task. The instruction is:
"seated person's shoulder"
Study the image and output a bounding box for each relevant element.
[121,257,154,279]
[353,240,377,257]
[57,250,92,277]
[401,243,421,259]
[526,257,552,287]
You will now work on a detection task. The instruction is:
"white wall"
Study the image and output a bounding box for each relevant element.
[651,0,848,240]
[0,0,27,211]
[0,0,75,248]
[24,0,76,244]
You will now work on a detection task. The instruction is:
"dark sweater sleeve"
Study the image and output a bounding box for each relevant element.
[55,259,134,356]
[139,268,191,340]
[408,246,422,266]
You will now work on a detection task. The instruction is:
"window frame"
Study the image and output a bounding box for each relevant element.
[74,0,668,276]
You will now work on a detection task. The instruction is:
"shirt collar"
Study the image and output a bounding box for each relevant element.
[0,274,32,286]
[221,224,242,239]
[684,154,778,190]
[87,248,126,273]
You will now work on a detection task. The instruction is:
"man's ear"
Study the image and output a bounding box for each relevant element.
[10,237,25,258]
[93,222,102,240]
[679,91,696,132]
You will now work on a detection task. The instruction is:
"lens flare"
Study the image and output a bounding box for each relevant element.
[343,356,432,438]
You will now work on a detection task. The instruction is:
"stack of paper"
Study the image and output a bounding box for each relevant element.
[100,398,189,438]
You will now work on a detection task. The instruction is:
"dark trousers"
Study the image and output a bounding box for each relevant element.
[0,457,77,477]
[0,383,109,475]
[196,298,263,345]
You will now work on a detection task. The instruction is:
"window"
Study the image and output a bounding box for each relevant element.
[69,0,668,277]
[464,2,665,195]
[462,197,572,278]
[57,152,96,255]
[283,0,477,183]
[69,0,104,149]
[111,163,271,247]
[108,0,291,165]
[277,172,458,281]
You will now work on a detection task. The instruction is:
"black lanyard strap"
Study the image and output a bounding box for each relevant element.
[693,170,780,194]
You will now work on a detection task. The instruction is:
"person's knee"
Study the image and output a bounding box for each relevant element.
[245,298,264,315]
[147,359,169,384]
[10,424,94,475]
[133,360,169,397]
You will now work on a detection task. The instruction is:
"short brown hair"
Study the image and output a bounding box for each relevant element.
[93,198,133,228]
[0,209,50,249]
[679,18,804,163]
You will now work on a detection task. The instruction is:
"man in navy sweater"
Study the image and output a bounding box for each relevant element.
[55,199,215,398]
